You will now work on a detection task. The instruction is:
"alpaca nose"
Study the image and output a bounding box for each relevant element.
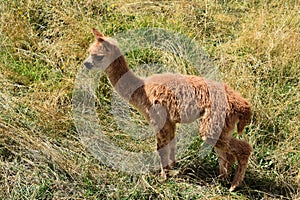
[83,55,94,70]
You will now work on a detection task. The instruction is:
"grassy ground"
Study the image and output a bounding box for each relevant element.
[0,0,299,199]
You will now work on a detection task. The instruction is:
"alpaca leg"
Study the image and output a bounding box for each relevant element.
[157,141,170,179]
[169,132,176,168]
[229,138,252,192]
[214,147,227,178]
[156,121,176,179]
[214,147,235,178]
[214,137,234,177]
[225,152,236,176]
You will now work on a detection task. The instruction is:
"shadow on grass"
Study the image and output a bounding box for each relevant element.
[177,159,298,199]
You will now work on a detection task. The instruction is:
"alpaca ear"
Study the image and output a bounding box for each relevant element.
[92,28,105,41]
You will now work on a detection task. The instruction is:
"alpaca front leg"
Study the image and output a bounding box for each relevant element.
[157,142,170,179]
[155,120,176,179]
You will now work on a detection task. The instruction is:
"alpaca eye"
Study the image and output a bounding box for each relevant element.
[92,54,104,62]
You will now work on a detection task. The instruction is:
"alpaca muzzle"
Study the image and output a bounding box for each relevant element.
[83,55,94,70]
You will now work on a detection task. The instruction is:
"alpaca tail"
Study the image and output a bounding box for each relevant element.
[237,104,252,134]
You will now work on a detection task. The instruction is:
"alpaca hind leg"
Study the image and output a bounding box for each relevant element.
[214,147,235,179]
[225,152,235,176]
[229,138,252,192]
[169,133,176,168]
[214,138,233,176]
[157,142,170,179]
[214,147,228,178]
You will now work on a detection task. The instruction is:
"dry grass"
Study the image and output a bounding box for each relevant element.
[0,0,299,199]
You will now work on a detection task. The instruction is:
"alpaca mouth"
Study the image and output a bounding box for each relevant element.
[83,55,94,70]
[84,61,94,70]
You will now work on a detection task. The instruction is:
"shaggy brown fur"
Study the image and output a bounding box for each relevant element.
[85,29,252,192]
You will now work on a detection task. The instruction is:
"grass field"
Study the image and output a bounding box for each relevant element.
[0,0,299,199]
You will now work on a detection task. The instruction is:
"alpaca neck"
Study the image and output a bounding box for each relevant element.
[105,55,144,102]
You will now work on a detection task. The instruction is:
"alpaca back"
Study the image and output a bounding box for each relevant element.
[144,74,210,124]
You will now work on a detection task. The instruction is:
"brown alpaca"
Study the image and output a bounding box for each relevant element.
[84,28,252,192]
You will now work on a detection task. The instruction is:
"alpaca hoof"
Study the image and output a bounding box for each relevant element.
[160,171,168,180]
[218,173,229,179]
[170,161,176,169]
[229,185,237,192]
[169,169,179,176]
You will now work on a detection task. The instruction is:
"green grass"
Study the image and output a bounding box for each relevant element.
[1,0,299,199]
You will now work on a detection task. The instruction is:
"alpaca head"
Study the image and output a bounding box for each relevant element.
[237,106,252,134]
[84,28,121,70]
